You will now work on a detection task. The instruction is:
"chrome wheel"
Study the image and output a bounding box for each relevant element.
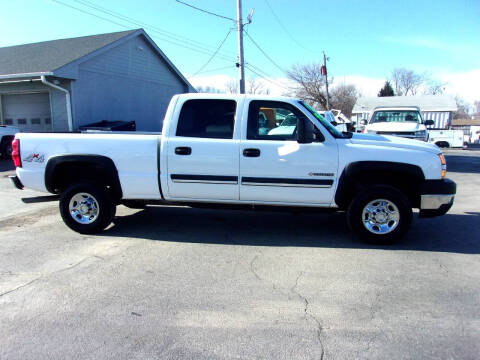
[69,192,99,224]
[362,199,400,235]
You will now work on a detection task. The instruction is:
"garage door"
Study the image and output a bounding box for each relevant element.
[3,93,52,132]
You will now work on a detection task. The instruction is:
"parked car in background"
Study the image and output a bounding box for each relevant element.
[0,125,19,158]
[361,106,434,141]
[319,109,354,132]
[428,129,464,148]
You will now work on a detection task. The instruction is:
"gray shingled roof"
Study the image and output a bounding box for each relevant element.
[352,95,457,113]
[0,29,137,76]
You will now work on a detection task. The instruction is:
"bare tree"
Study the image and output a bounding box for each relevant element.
[225,78,270,94]
[196,85,224,93]
[453,96,471,119]
[422,73,447,95]
[473,100,480,115]
[287,63,328,109]
[390,68,425,96]
[330,84,360,117]
[225,79,239,94]
[247,78,270,95]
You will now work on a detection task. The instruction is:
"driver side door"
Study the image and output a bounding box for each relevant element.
[239,100,339,205]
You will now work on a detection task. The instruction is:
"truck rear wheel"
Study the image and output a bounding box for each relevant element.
[59,182,116,234]
[347,185,412,244]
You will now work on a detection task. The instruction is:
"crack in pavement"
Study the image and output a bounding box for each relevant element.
[0,276,42,298]
[365,290,382,354]
[250,254,290,298]
[290,272,326,360]
[0,254,105,298]
[250,255,326,359]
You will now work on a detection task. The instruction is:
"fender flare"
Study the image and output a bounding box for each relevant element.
[335,161,425,208]
[44,154,122,199]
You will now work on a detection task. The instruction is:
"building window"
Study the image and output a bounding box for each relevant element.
[45,118,51,125]
[5,119,13,125]
[17,118,27,125]
[31,118,41,125]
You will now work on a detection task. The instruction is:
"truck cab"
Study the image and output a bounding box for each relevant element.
[362,106,434,141]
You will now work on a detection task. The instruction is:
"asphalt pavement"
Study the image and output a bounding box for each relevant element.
[0,149,479,359]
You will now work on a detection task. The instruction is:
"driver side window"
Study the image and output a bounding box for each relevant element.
[247,101,301,141]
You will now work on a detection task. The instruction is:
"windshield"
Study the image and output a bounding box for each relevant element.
[298,101,344,138]
[370,110,423,124]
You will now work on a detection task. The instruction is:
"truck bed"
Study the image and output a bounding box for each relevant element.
[16,132,163,199]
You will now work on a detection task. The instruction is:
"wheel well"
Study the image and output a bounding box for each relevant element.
[335,162,424,209]
[435,141,450,148]
[45,155,122,200]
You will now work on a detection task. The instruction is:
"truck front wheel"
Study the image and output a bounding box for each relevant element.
[59,182,116,234]
[347,185,412,244]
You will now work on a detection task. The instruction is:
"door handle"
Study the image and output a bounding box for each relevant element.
[243,148,261,157]
[175,146,192,155]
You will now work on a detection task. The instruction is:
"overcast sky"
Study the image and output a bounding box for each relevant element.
[1,0,479,103]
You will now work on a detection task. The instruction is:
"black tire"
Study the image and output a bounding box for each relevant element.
[59,182,116,234]
[347,185,412,244]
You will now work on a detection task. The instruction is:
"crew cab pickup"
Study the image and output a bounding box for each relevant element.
[10,94,456,243]
[362,106,434,142]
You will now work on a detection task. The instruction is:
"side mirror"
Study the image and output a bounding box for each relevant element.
[425,119,434,126]
[297,117,314,144]
[360,119,368,125]
[331,120,338,126]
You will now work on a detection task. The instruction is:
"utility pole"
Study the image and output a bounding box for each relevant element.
[237,0,245,94]
[322,52,330,110]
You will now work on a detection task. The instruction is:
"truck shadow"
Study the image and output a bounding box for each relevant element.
[104,206,480,255]
[0,159,15,172]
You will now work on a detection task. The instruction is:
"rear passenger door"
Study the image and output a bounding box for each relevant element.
[166,98,241,200]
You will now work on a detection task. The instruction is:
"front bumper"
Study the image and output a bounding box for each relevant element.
[419,178,456,218]
[9,175,24,190]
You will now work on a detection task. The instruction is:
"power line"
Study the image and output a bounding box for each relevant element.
[52,0,237,63]
[73,0,237,57]
[263,0,314,52]
[191,29,232,76]
[244,31,286,74]
[244,64,289,91]
[51,0,131,29]
[194,65,237,75]
[73,0,233,61]
[175,0,236,22]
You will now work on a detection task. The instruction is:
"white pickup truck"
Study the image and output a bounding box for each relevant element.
[10,94,456,243]
[0,125,19,158]
[361,106,434,141]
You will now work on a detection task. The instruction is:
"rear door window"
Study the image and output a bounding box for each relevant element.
[176,99,236,139]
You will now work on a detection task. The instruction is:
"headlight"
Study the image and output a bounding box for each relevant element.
[415,130,427,138]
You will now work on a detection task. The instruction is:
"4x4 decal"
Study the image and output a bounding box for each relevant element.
[23,153,45,163]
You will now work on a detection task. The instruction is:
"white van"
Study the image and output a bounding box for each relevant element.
[361,106,434,142]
